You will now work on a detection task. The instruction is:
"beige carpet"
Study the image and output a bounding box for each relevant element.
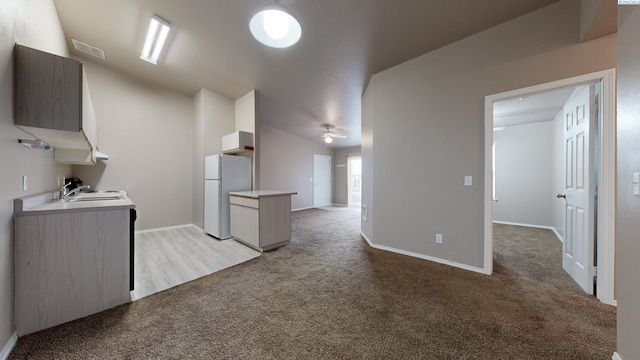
[493,223,586,294]
[9,209,616,359]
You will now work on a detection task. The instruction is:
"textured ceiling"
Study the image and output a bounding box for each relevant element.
[52,0,559,147]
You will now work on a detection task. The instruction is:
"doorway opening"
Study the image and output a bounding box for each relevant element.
[492,83,598,296]
[484,69,616,305]
[347,154,362,208]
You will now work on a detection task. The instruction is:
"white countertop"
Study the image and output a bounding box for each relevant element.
[15,191,135,216]
[229,190,298,199]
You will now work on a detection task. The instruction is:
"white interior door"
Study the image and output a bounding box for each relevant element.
[313,154,331,207]
[561,85,596,294]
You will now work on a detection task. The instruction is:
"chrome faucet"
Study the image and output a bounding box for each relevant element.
[59,183,90,201]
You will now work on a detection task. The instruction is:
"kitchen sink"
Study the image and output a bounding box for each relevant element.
[68,195,124,202]
[51,190,127,203]
[84,190,125,194]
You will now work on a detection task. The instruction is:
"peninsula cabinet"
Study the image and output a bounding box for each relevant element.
[229,191,297,252]
[14,207,132,336]
[14,44,98,164]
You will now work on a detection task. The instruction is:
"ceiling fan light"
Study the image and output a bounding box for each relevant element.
[263,10,289,40]
[324,136,333,144]
[250,3,301,48]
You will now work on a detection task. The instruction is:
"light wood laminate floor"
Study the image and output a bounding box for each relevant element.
[131,225,260,300]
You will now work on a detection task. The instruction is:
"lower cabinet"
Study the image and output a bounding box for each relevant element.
[230,193,293,252]
[230,197,260,249]
[14,209,131,335]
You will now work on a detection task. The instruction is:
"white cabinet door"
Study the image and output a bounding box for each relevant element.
[230,203,245,241]
[244,207,260,248]
[230,196,260,249]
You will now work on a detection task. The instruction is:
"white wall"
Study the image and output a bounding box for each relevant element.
[493,122,555,227]
[616,5,640,360]
[235,90,256,134]
[259,124,332,210]
[193,89,235,229]
[361,0,616,269]
[361,82,374,240]
[0,0,71,351]
[72,60,195,230]
[235,91,259,189]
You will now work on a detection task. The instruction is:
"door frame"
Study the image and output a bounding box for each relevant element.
[483,69,616,305]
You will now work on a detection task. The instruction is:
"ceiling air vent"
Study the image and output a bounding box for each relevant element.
[71,39,105,60]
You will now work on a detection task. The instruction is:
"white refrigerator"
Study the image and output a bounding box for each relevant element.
[204,154,251,239]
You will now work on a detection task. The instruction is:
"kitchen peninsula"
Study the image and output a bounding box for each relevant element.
[229,190,297,252]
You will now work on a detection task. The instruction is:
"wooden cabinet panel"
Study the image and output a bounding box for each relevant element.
[14,209,130,336]
[258,196,291,248]
[230,203,245,241]
[14,44,82,131]
[14,44,100,164]
[244,207,260,248]
[230,193,292,252]
[230,202,260,249]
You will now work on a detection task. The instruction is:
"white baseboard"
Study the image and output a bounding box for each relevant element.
[360,232,486,275]
[612,352,623,360]
[0,333,17,360]
[550,227,563,243]
[292,206,314,212]
[493,221,563,242]
[135,223,195,234]
[492,220,553,230]
[293,205,357,212]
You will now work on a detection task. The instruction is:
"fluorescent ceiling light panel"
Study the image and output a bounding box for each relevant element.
[141,15,171,64]
[250,4,301,48]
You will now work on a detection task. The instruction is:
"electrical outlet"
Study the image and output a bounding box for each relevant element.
[436,233,443,244]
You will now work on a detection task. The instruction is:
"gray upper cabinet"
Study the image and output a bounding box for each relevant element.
[15,44,82,131]
[14,44,99,165]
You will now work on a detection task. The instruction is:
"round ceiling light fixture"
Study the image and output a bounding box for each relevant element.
[250,2,301,48]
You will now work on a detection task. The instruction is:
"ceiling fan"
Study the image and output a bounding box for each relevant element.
[321,124,346,144]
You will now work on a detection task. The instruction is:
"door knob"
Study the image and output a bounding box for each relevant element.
[556,194,566,199]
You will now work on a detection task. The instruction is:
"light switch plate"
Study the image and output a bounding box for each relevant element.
[464,176,472,186]
[22,176,27,191]
[633,172,640,183]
